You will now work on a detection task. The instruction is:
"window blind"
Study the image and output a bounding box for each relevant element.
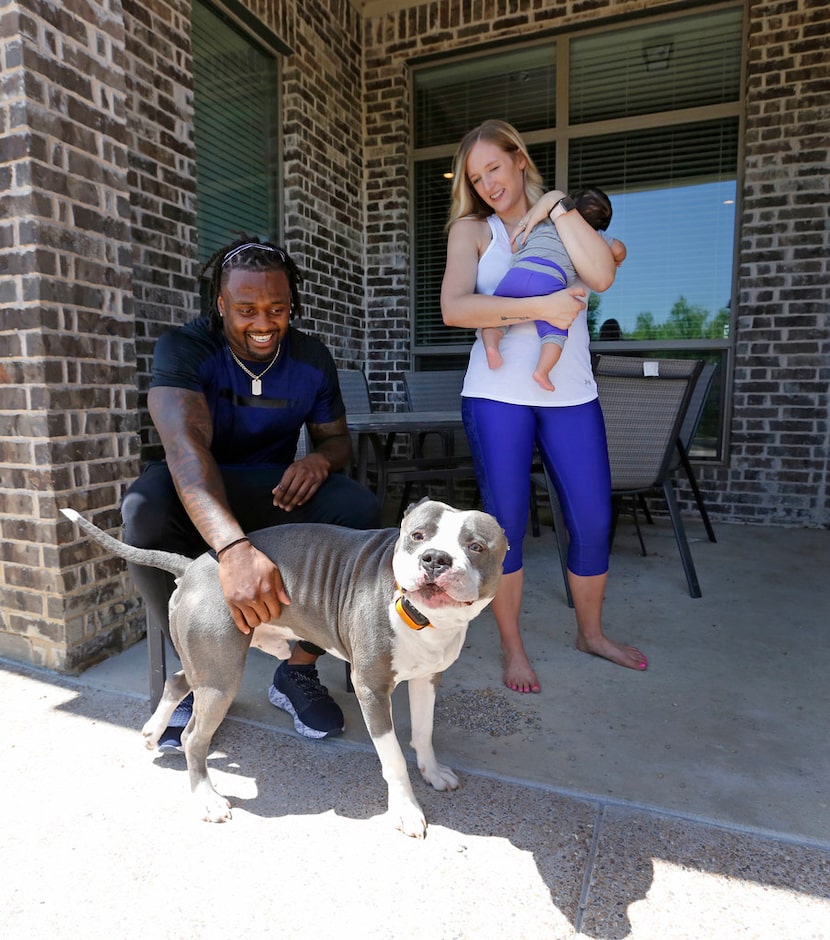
[192,1,279,265]
[569,7,743,124]
[414,46,556,150]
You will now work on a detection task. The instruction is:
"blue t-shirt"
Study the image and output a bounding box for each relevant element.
[149,316,344,466]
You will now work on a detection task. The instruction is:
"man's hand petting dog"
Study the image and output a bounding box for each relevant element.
[216,540,290,634]
[63,499,507,838]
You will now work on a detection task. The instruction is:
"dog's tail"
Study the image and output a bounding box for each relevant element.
[61,508,193,578]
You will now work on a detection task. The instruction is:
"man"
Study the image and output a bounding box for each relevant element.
[122,238,381,749]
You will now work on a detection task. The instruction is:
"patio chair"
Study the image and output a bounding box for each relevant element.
[402,368,466,460]
[396,370,478,518]
[336,367,374,475]
[543,356,706,601]
[622,364,717,538]
[619,362,719,546]
[401,370,548,535]
[671,361,718,543]
[338,367,374,415]
[595,356,716,551]
[293,369,374,463]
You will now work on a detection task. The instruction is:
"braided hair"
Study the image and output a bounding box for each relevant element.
[201,236,304,330]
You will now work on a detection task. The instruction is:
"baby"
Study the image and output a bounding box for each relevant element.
[483,187,626,391]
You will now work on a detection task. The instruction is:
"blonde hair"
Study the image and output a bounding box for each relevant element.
[446,119,546,230]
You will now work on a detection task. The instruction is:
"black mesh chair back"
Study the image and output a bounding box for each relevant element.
[337,368,373,415]
[403,370,466,410]
[402,369,467,459]
[295,369,373,461]
[397,370,477,516]
[594,356,703,492]
[595,355,704,596]
[597,356,717,541]
[331,368,373,475]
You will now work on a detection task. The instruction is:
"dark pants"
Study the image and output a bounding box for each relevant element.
[121,461,382,645]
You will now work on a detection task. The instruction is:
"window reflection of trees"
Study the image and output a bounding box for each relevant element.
[590,296,730,341]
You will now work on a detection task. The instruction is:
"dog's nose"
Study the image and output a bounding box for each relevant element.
[419,549,452,579]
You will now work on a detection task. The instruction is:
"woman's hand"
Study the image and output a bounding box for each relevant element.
[217,540,291,634]
[513,189,617,292]
[442,213,590,330]
[532,287,587,330]
[511,190,566,246]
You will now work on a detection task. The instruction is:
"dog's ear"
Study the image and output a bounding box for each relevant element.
[402,497,431,519]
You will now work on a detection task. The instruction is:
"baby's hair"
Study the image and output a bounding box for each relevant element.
[572,187,613,231]
[201,236,304,328]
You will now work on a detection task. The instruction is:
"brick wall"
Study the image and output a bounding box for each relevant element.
[728,0,830,524]
[281,0,366,373]
[361,0,830,525]
[0,0,143,671]
[123,0,199,456]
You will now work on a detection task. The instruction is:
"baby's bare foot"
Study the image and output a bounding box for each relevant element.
[532,370,556,392]
[576,634,648,670]
[502,648,541,693]
[486,346,504,370]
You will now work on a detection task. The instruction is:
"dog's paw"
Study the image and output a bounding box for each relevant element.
[388,799,428,839]
[140,724,161,749]
[197,791,233,823]
[418,760,459,792]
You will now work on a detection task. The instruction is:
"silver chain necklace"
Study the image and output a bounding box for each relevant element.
[228,343,281,396]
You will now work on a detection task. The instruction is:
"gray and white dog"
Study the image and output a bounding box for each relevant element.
[62,500,507,838]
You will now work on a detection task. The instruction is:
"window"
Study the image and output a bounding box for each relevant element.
[411,5,743,455]
[191,1,282,282]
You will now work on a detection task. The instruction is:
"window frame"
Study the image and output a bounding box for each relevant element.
[408,2,746,461]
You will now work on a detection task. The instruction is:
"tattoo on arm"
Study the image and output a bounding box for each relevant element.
[148,386,240,547]
[307,417,352,472]
[172,451,233,541]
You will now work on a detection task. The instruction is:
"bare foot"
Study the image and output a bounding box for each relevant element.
[486,346,504,370]
[502,647,541,693]
[576,634,648,670]
[532,369,556,392]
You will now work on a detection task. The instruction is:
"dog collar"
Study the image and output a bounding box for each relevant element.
[394,587,433,630]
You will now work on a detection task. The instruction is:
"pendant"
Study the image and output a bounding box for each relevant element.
[251,378,262,396]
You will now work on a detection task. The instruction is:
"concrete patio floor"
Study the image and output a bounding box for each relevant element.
[2,511,829,938]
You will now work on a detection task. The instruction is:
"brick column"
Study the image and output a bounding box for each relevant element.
[0,1,143,671]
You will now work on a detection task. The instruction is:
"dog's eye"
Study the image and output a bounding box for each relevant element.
[411,530,425,541]
[467,541,484,553]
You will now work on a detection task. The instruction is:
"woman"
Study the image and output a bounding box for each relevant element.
[440,120,647,692]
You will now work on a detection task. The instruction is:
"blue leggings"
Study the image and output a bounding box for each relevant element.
[462,397,611,576]
[494,258,569,342]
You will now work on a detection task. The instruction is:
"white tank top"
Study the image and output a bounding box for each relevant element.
[461,215,598,407]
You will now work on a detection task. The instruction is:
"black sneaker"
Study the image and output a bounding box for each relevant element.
[268,662,344,739]
[157,692,193,754]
